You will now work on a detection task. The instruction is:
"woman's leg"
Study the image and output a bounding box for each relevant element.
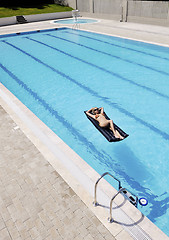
[109,120,124,139]
[109,120,116,135]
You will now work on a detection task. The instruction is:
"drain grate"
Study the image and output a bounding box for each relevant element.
[113,205,152,240]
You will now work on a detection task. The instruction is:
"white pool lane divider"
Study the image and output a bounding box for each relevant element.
[0,85,167,240]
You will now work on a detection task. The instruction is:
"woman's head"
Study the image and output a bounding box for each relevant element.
[92,107,99,115]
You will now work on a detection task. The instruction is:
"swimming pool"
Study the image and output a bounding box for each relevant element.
[52,18,98,24]
[0,27,169,236]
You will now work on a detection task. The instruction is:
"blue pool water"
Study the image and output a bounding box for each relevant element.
[0,28,169,236]
[53,18,98,24]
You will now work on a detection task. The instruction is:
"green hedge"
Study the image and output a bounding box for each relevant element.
[0,3,73,18]
[0,1,56,7]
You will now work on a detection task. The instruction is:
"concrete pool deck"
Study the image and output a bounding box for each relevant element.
[0,18,169,240]
[0,103,116,240]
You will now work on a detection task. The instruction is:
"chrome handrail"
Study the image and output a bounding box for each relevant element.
[93,172,140,223]
[108,187,126,223]
[108,187,138,222]
[93,172,122,206]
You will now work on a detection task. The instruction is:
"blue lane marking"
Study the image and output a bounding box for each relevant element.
[0,28,67,40]
[64,30,169,62]
[2,40,169,140]
[26,36,169,101]
[47,33,169,77]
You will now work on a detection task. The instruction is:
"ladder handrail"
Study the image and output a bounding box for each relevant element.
[93,172,122,206]
[93,172,143,223]
[108,187,138,222]
[108,187,126,222]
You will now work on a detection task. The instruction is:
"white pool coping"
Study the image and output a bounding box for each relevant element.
[0,18,169,240]
[51,17,100,22]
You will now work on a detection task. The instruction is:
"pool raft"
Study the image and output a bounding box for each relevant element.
[84,111,129,142]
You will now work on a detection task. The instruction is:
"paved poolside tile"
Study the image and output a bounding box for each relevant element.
[0,227,11,240]
[0,105,116,239]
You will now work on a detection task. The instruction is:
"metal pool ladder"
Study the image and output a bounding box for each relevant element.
[93,172,139,223]
[72,10,80,29]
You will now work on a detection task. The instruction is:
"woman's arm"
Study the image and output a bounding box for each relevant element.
[100,107,104,114]
[87,107,94,113]
[86,108,96,119]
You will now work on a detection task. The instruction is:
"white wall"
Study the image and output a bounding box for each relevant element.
[66,0,169,26]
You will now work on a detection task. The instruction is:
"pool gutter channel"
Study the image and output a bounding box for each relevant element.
[1,83,168,240]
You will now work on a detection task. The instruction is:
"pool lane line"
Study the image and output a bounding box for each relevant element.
[25,36,169,102]
[64,30,169,61]
[46,33,169,78]
[2,40,169,141]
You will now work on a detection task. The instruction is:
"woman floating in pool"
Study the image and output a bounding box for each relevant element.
[86,107,124,139]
